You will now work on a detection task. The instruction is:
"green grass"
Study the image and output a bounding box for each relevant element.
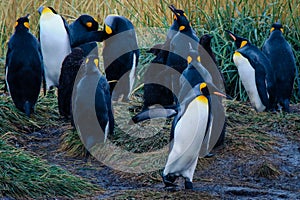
[0,140,99,199]
[0,94,101,199]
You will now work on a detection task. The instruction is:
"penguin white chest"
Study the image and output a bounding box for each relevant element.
[233,52,266,112]
[163,97,209,180]
[40,14,71,88]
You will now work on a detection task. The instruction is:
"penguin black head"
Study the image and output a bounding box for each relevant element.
[168,5,190,31]
[187,47,201,66]
[38,6,57,15]
[77,14,99,31]
[84,55,99,73]
[196,82,227,99]
[200,34,213,48]
[225,30,250,49]
[270,22,284,33]
[14,14,30,31]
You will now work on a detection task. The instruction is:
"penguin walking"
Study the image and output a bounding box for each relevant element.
[132,82,226,189]
[101,15,139,101]
[72,55,114,157]
[226,30,276,112]
[58,47,84,118]
[38,6,71,89]
[262,22,296,112]
[5,15,44,117]
[69,14,99,57]
[163,83,220,189]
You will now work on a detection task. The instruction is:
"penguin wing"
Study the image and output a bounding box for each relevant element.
[61,16,71,42]
[253,62,269,108]
[131,107,178,124]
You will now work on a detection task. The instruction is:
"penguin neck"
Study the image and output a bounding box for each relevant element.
[15,26,29,33]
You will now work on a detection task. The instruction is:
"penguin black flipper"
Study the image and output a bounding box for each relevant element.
[237,49,270,109]
[131,107,178,124]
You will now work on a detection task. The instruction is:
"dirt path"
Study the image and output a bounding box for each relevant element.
[19,106,300,199]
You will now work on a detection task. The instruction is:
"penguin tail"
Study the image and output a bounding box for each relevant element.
[24,101,32,117]
[129,107,177,125]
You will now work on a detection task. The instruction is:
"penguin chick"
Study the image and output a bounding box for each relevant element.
[58,47,84,118]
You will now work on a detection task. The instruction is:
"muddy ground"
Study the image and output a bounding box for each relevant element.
[10,103,299,200]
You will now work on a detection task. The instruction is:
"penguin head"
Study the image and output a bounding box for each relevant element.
[225,30,250,49]
[194,82,227,99]
[77,14,99,31]
[83,55,100,74]
[168,5,190,31]
[270,22,284,33]
[200,34,213,48]
[38,6,57,16]
[187,46,201,66]
[14,14,30,31]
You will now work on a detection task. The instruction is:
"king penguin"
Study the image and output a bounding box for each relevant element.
[142,5,192,110]
[262,22,296,112]
[38,6,71,89]
[72,55,114,158]
[5,15,44,117]
[101,15,139,101]
[226,30,276,112]
[69,14,99,57]
[163,82,226,189]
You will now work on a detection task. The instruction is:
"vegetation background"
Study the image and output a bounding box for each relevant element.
[0,0,299,199]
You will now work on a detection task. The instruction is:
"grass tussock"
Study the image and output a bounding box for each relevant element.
[0,140,100,199]
[0,94,101,199]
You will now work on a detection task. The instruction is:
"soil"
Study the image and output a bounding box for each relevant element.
[6,104,300,199]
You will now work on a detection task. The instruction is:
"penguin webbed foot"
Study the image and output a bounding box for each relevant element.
[162,173,177,188]
[204,152,215,158]
[184,179,193,189]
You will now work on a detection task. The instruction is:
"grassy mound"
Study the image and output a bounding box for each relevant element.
[0,140,99,199]
[0,94,101,199]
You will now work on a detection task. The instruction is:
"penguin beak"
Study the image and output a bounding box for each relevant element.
[169,4,180,19]
[105,24,112,34]
[225,30,236,41]
[38,6,44,15]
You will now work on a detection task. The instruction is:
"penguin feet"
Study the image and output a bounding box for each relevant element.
[162,173,177,187]
[204,153,215,158]
[184,179,193,189]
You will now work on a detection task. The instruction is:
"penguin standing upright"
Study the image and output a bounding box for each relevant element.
[179,47,225,156]
[58,47,84,118]
[72,55,114,157]
[165,5,200,103]
[262,22,296,112]
[163,83,226,189]
[142,5,191,110]
[69,14,99,57]
[101,15,139,101]
[226,30,276,112]
[198,34,226,148]
[38,6,71,89]
[5,15,44,117]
